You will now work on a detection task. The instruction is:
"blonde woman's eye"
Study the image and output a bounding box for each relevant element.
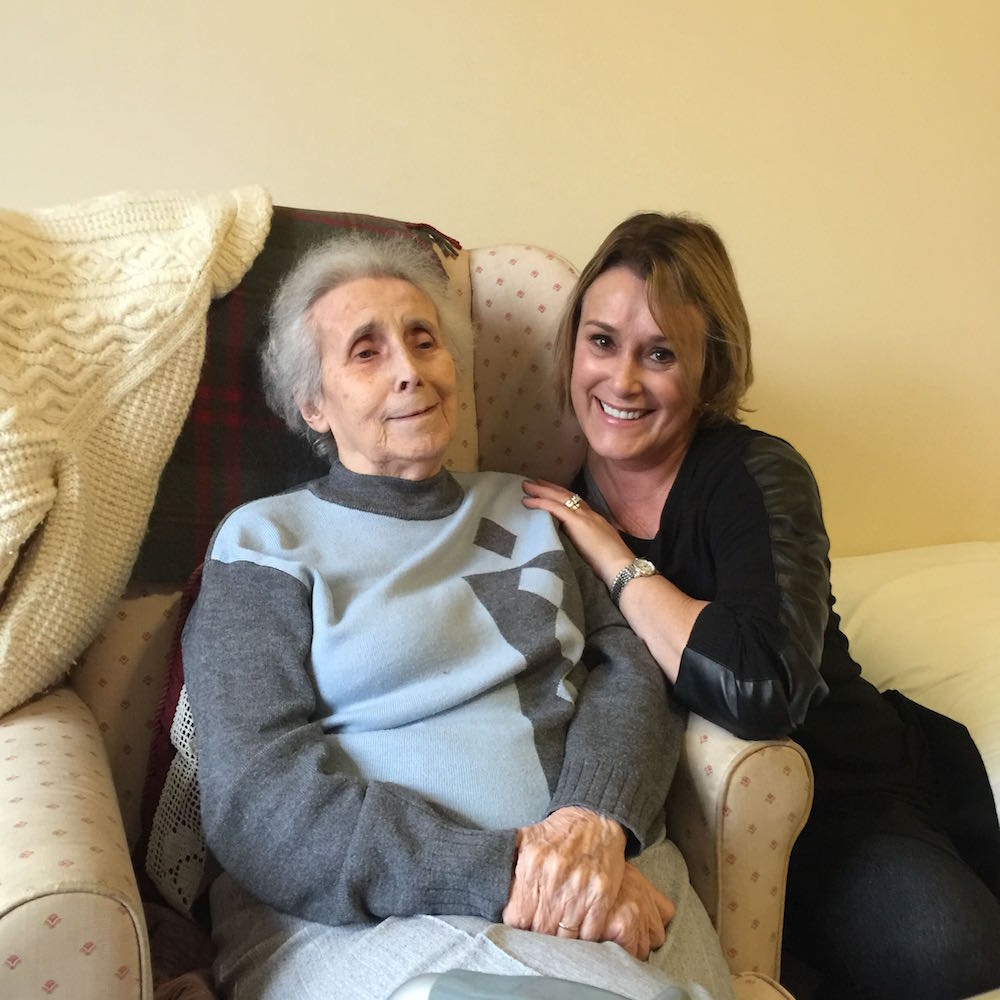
[589,334,613,350]
[650,347,676,364]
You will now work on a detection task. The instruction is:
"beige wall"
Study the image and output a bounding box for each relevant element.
[4,1,997,555]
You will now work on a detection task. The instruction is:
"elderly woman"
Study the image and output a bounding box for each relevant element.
[181,231,735,1000]
[523,212,1000,1000]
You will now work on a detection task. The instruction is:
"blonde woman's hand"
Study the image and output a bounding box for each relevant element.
[524,477,703,685]
[503,806,626,943]
[522,479,634,589]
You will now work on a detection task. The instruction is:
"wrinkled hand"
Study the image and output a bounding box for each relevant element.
[522,479,634,588]
[503,806,626,941]
[600,862,676,960]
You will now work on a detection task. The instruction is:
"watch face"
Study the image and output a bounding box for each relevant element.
[610,557,657,605]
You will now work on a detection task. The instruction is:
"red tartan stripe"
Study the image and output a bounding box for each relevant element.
[192,386,212,583]
[189,385,279,426]
[225,292,245,516]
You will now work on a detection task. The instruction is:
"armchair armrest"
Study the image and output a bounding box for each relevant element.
[665,713,813,979]
[0,685,152,999]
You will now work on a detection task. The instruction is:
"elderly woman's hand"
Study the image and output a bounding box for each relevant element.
[600,862,676,960]
[503,806,626,943]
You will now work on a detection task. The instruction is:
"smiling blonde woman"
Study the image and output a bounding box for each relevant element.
[524,211,1000,1000]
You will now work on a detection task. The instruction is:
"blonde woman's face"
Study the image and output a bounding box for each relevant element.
[570,266,697,471]
[299,277,457,481]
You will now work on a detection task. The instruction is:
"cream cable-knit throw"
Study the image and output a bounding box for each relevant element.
[0,187,272,716]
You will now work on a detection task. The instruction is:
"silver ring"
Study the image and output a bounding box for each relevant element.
[564,493,582,511]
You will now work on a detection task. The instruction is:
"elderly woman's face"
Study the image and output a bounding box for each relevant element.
[299,276,458,480]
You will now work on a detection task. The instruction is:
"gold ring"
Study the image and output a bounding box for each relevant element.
[564,494,582,511]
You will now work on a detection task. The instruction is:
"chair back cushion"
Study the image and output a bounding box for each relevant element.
[469,246,585,485]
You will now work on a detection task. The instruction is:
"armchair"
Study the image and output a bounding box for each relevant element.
[0,195,812,1000]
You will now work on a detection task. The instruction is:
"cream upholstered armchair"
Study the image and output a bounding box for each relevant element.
[0,196,812,1000]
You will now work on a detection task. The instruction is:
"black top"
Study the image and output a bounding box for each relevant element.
[579,421,919,803]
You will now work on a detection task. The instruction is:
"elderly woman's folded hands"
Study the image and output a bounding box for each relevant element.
[503,806,675,959]
[601,861,676,960]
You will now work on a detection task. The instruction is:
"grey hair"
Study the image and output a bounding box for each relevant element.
[262,231,464,460]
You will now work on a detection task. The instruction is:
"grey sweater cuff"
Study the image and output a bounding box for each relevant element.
[360,821,518,921]
[548,752,664,855]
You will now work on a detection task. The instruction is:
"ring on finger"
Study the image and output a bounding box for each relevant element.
[557,921,581,938]
[564,493,582,511]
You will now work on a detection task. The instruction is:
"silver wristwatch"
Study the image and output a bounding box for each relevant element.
[609,557,658,606]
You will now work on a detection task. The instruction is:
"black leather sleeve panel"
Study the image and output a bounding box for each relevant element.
[675,436,830,739]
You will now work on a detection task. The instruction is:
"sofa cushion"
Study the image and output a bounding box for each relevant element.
[130,208,475,587]
[831,541,1000,811]
[71,585,183,850]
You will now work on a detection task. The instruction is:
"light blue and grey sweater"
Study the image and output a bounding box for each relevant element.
[182,462,681,927]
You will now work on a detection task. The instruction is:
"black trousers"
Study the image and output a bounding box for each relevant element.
[782,693,1000,1000]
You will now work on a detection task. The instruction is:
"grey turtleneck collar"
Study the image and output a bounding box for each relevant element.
[308,461,465,521]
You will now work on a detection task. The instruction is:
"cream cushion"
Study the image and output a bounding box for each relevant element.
[71,587,182,849]
[831,541,1000,810]
[469,245,585,483]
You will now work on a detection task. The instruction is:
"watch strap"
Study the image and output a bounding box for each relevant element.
[609,558,657,606]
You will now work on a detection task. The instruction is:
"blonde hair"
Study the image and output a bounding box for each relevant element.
[556,212,753,425]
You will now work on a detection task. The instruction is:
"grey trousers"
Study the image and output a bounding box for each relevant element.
[210,840,736,1000]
